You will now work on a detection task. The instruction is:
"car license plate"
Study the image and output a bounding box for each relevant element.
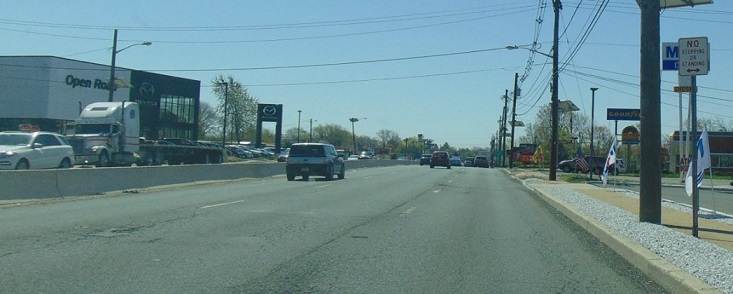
[301,167,309,172]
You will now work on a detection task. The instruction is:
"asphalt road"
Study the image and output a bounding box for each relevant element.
[0,166,666,293]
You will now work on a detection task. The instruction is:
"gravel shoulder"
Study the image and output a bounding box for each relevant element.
[512,168,733,294]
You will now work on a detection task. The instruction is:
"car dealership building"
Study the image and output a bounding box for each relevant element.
[0,56,201,140]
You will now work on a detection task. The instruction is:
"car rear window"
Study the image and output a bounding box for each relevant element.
[289,145,325,157]
[475,157,487,160]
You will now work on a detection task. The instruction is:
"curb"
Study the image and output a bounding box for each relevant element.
[507,170,721,294]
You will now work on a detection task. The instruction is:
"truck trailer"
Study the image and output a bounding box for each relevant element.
[67,102,224,166]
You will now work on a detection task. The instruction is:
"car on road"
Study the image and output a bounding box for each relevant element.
[0,131,75,170]
[449,155,462,167]
[419,154,431,166]
[473,156,490,168]
[347,155,360,161]
[464,157,475,167]
[430,151,451,169]
[276,148,289,162]
[286,143,345,181]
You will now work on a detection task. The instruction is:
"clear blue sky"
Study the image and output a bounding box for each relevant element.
[2,1,732,148]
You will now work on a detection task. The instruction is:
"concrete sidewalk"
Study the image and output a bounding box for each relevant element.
[513,169,731,293]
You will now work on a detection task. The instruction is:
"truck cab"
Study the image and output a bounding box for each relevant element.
[67,102,140,166]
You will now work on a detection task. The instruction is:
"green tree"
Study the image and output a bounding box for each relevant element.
[313,124,351,149]
[211,75,258,144]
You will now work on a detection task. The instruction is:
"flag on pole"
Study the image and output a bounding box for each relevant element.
[574,146,589,173]
[686,128,711,197]
[602,136,618,186]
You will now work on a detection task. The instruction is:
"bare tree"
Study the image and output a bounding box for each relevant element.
[197,101,219,140]
[376,129,400,149]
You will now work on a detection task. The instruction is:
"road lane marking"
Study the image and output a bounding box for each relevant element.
[448,180,454,183]
[315,184,332,189]
[433,189,441,193]
[200,199,246,209]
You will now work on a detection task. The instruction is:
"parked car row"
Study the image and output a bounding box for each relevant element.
[558,156,626,175]
[225,145,277,159]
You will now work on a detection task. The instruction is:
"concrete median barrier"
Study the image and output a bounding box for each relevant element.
[0,160,415,200]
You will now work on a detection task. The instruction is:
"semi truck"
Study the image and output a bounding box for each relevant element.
[66,102,224,166]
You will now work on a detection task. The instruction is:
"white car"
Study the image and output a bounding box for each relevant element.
[0,131,75,170]
[614,158,627,175]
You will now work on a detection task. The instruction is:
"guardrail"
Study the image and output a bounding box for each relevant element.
[0,160,416,200]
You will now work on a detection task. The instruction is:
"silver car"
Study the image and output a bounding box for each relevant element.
[285,143,345,181]
[0,131,75,170]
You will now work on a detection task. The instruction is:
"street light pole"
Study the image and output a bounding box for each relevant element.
[309,119,316,142]
[297,110,302,143]
[509,73,519,169]
[217,82,229,147]
[590,87,598,179]
[108,29,152,102]
[349,117,360,154]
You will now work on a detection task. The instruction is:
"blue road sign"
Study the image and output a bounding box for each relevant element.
[662,42,678,71]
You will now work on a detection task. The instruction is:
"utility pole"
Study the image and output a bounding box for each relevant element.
[509,73,519,169]
[501,90,509,167]
[220,82,228,147]
[590,87,598,179]
[549,0,562,181]
[108,29,118,102]
[297,110,302,143]
[638,0,662,223]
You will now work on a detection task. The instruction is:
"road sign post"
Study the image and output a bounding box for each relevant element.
[678,36,709,237]
[678,37,709,76]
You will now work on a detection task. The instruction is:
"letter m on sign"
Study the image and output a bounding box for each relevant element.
[662,42,679,71]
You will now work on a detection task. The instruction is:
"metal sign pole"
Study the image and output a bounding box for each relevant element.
[691,75,699,237]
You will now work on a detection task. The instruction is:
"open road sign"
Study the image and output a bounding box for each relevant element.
[678,37,709,76]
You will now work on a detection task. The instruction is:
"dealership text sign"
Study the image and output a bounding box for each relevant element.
[65,75,112,91]
[607,108,640,121]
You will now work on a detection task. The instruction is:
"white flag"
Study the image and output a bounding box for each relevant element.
[685,128,711,197]
[602,136,618,186]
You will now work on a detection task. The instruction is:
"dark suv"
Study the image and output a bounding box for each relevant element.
[473,156,490,168]
[430,151,451,169]
[559,156,607,175]
[286,143,345,181]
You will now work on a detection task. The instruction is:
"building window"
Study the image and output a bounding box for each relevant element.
[160,95,195,124]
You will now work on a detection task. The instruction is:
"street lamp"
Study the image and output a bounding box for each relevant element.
[297,110,302,143]
[309,118,317,142]
[349,117,365,155]
[590,87,599,179]
[108,29,152,102]
[217,82,229,147]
